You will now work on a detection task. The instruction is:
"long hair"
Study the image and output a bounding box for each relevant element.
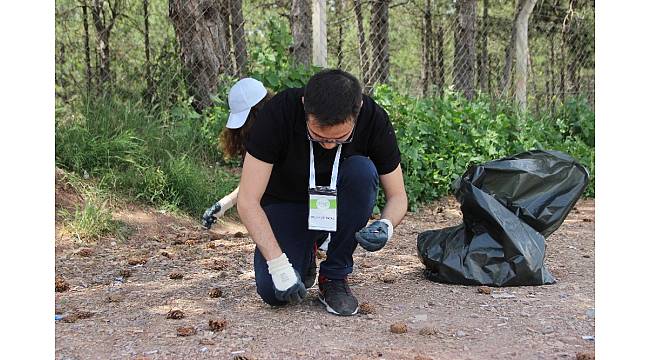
[219,92,273,161]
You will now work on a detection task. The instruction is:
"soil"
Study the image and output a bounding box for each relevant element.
[55,173,595,359]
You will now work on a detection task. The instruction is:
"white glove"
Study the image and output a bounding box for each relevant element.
[267,253,298,291]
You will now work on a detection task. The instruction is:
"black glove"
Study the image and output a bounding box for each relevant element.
[201,202,222,229]
[355,220,392,252]
[273,269,307,304]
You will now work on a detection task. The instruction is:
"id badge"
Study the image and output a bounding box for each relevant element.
[308,186,337,231]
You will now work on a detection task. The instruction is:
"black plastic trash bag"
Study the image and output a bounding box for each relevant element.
[416,150,589,286]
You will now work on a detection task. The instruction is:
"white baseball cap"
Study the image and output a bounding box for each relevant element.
[226,78,268,129]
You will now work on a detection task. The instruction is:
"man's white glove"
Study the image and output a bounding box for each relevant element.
[355,218,394,252]
[267,253,307,303]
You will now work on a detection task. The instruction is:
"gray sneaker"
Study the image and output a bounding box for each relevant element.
[318,276,359,316]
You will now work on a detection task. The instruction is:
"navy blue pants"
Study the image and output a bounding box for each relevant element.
[254,156,379,306]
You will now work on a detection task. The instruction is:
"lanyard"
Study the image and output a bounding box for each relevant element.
[309,142,342,190]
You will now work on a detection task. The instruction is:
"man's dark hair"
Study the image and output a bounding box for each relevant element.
[303,69,363,126]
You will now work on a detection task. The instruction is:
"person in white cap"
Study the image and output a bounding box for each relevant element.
[202,78,271,229]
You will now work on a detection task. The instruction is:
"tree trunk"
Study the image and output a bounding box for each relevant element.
[454,0,477,99]
[219,0,235,75]
[312,0,327,66]
[370,0,390,85]
[560,22,566,102]
[566,0,579,96]
[420,0,434,97]
[290,0,312,67]
[549,32,556,111]
[478,0,489,93]
[513,0,536,111]
[230,0,248,76]
[81,0,92,93]
[500,1,520,96]
[169,0,232,112]
[57,42,68,100]
[529,52,540,114]
[353,0,371,92]
[435,21,444,95]
[143,0,153,99]
[91,0,120,89]
[335,0,344,69]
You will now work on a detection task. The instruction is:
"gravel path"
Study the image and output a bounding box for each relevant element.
[55,196,595,360]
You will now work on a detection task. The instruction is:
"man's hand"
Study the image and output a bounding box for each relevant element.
[355,219,394,252]
[202,202,223,229]
[267,253,307,303]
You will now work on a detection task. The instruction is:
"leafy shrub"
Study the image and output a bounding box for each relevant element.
[373,85,595,209]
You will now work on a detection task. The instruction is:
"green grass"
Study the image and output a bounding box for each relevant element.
[56,94,240,217]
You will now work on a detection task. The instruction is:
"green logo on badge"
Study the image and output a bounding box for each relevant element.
[310,198,337,209]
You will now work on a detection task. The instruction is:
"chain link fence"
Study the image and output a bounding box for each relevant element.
[55,0,594,113]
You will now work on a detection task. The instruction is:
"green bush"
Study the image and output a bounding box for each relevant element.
[56,94,239,217]
[373,85,595,209]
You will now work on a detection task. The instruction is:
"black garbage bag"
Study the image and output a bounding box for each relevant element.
[416,150,589,286]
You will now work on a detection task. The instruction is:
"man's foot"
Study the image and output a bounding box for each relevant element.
[318,275,359,316]
[303,243,317,289]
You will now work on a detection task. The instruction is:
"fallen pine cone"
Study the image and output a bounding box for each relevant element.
[61,311,94,323]
[418,327,439,336]
[76,247,94,257]
[379,273,397,284]
[477,286,492,295]
[166,309,185,319]
[208,287,223,298]
[359,302,376,315]
[208,319,228,332]
[390,322,408,334]
[75,311,95,319]
[576,352,595,360]
[160,251,172,259]
[61,314,79,323]
[55,275,69,292]
[208,259,228,271]
[169,272,184,280]
[176,326,196,337]
[199,338,216,345]
[127,257,147,266]
[107,293,123,302]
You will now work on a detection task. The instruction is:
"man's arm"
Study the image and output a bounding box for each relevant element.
[237,152,283,261]
[379,164,408,227]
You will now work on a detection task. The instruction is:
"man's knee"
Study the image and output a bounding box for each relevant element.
[339,156,379,189]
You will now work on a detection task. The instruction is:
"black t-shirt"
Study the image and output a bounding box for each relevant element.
[245,87,401,206]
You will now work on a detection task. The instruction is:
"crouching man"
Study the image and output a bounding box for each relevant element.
[237,69,407,316]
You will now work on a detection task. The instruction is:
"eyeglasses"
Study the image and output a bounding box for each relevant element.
[306,120,356,145]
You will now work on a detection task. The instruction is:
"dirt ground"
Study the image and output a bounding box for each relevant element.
[55,177,595,360]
